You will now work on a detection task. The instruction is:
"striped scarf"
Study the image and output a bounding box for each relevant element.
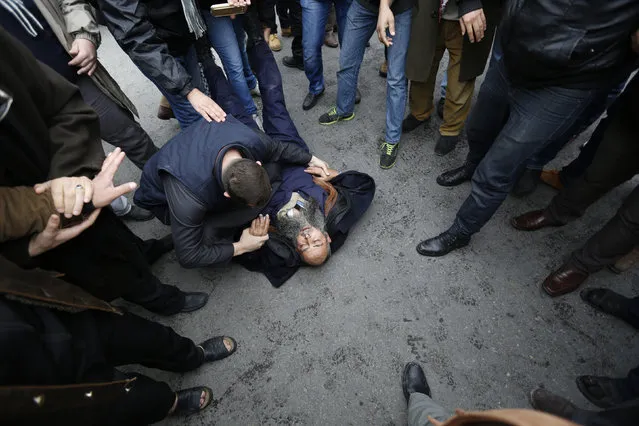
[0,0,43,36]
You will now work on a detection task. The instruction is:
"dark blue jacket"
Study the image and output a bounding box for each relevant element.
[135,115,312,215]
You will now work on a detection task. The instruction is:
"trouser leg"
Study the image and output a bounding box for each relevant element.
[409,23,444,121]
[94,311,203,372]
[463,54,510,165]
[383,8,412,144]
[572,398,639,426]
[407,393,452,426]
[454,63,601,235]
[439,20,475,137]
[36,209,185,315]
[246,38,307,149]
[335,1,377,116]
[547,75,639,223]
[290,0,303,59]
[76,76,158,170]
[106,372,176,426]
[301,0,330,94]
[571,185,639,274]
[332,0,352,47]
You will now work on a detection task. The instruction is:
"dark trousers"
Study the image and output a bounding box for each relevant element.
[72,311,203,425]
[526,83,623,171]
[36,209,185,315]
[247,36,307,149]
[452,57,604,235]
[76,76,158,170]
[570,183,639,274]
[546,74,639,225]
[277,0,291,28]
[290,0,303,59]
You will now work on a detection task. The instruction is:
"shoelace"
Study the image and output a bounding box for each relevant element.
[328,106,338,117]
[382,143,395,155]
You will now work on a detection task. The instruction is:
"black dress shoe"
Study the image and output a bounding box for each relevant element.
[511,168,541,198]
[416,229,470,257]
[576,375,632,408]
[436,162,477,187]
[303,89,324,111]
[199,336,237,362]
[402,114,428,133]
[511,209,562,231]
[282,55,304,70]
[121,204,155,222]
[355,88,361,104]
[529,388,577,420]
[434,135,458,156]
[145,235,174,265]
[402,362,431,403]
[181,292,209,313]
[580,288,636,328]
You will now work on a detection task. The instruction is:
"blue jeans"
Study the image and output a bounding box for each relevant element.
[452,57,605,236]
[203,13,258,116]
[247,40,307,149]
[301,0,352,94]
[335,1,411,143]
[141,45,205,129]
[233,17,258,91]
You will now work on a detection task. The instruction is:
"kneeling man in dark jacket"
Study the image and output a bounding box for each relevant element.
[135,39,331,269]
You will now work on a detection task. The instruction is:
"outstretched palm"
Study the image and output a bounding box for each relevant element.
[92,148,138,208]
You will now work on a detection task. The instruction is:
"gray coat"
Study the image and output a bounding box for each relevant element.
[405,0,502,83]
[36,0,139,115]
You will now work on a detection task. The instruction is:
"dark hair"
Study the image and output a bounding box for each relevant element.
[222,158,271,206]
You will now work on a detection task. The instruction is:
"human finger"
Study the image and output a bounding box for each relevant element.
[459,19,467,37]
[68,53,85,66]
[87,62,98,76]
[72,184,85,216]
[63,180,78,217]
[80,176,93,203]
[34,180,52,194]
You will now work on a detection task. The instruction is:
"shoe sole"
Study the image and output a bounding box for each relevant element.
[320,114,355,126]
[379,160,398,169]
[415,242,469,257]
[270,46,282,52]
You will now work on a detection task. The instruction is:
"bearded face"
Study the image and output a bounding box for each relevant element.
[277,197,331,266]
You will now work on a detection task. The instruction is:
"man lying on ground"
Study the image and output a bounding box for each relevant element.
[236,164,375,286]
[135,28,331,269]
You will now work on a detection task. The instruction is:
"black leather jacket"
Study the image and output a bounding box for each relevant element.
[500,0,639,88]
[96,0,196,97]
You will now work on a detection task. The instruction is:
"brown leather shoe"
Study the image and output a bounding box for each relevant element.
[542,264,589,297]
[511,209,562,231]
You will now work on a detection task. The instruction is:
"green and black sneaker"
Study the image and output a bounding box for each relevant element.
[319,106,355,125]
[379,141,400,169]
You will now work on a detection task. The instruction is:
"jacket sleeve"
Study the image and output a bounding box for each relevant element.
[0,187,57,244]
[1,29,104,179]
[458,0,483,16]
[96,0,194,97]
[59,0,102,47]
[162,174,235,268]
[258,132,312,165]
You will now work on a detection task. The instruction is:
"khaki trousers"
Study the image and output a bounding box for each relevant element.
[409,20,475,136]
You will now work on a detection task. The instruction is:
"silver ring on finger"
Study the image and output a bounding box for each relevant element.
[75,184,84,191]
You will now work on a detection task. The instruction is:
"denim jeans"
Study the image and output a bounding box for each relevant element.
[301,0,352,94]
[335,1,411,143]
[527,82,624,170]
[247,39,307,149]
[233,17,258,91]
[140,45,205,129]
[203,13,258,116]
[452,57,605,236]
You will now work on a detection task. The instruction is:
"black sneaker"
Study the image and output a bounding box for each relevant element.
[319,106,354,125]
[379,141,400,169]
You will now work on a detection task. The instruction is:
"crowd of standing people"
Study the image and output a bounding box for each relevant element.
[1,0,639,424]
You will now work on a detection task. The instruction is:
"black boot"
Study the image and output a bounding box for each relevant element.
[282,55,304,70]
[436,162,477,187]
[416,228,470,257]
[511,168,541,197]
[402,362,431,403]
[434,135,458,156]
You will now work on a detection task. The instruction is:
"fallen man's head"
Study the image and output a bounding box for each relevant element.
[277,197,332,266]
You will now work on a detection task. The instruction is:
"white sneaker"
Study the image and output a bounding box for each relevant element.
[250,84,261,97]
[252,113,263,130]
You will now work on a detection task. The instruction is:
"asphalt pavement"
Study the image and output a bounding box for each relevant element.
[98,28,639,425]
